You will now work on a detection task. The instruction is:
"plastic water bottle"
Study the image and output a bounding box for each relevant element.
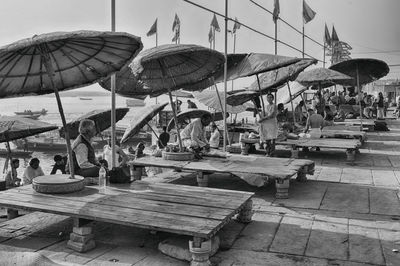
[99,165,106,192]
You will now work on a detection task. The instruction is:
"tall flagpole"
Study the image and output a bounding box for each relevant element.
[274,19,278,55]
[213,27,216,50]
[223,0,228,152]
[323,42,326,68]
[302,23,305,58]
[110,0,116,168]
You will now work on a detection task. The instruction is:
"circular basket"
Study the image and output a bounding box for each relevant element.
[162,151,194,161]
[32,174,85,194]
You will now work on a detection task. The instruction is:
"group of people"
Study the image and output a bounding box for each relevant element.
[313,89,389,120]
[5,119,133,189]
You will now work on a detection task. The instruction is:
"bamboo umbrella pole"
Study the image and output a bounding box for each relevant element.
[39,45,75,178]
[356,65,363,129]
[287,82,296,125]
[214,85,231,145]
[111,0,117,168]
[223,0,228,152]
[145,122,164,148]
[256,74,265,112]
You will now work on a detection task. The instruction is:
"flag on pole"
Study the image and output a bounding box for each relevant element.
[172,27,180,43]
[303,0,316,23]
[273,0,280,23]
[232,17,241,34]
[324,23,331,46]
[146,19,157,37]
[210,14,220,32]
[208,26,214,43]
[172,13,180,32]
[331,25,339,42]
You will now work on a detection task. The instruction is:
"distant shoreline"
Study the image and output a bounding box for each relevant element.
[44,90,111,97]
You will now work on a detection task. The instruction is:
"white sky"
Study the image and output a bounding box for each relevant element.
[0,0,399,91]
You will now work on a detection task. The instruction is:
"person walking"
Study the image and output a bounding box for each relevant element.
[377,92,385,119]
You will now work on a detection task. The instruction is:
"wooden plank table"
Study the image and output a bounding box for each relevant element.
[0,182,253,265]
[130,155,315,199]
[334,119,375,131]
[275,138,362,162]
[321,127,367,143]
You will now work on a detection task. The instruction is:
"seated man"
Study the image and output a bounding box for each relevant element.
[22,157,45,185]
[304,108,325,138]
[180,113,212,152]
[67,119,101,177]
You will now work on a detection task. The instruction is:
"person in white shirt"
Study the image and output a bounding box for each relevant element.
[180,113,212,151]
[209,123,220,149]
[22,157,45,185]
[103,136,128,168]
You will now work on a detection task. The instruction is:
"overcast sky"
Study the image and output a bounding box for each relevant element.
[1,0,399,90]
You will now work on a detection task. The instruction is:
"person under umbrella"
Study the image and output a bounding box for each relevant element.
[50,155,67,175]
[209,123,221,149]
[5,158,21,188]
[66,119,101,178]
[180,113,212,154]
[158,126,170,149]
[22,157,45,185]
[103,136,128,168]
[258,94,278,157]
[187,99,197,109]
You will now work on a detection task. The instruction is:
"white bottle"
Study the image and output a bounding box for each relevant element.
[99,165,106,191]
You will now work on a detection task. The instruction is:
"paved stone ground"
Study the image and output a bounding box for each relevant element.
[0,120,399,265]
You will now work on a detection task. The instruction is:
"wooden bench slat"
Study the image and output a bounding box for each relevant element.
[1,195,221,238]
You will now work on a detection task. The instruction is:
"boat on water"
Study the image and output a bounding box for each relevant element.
[14,108,48,116]
[15,113,41,120]
[126,98,145,107]
[79,97,93,100]
[0,149,33,158]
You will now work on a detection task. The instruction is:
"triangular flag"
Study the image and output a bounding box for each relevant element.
[232,17,241,34]
[303,0,316,23]
[172,27,180,43]
[324,23,331,46]
[210,14,221,32]
[146,19,157,37]
[172,13,180,32]
[331,25,339,42]
[208,26,214,43]
[273,0,280,23]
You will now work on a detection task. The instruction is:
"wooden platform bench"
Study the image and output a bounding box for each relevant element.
[0,182,253,266]
[321,127,367,143]
[275,138,362,162]
[334,119,375,131]
[129,154,315,199]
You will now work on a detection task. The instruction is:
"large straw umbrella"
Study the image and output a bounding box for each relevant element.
[120,103,169,144]
[130,44,225,151]
[166,109,227,132]
[0,116,58,172]
[59,108,129,139]
[0,30,142,190]
[330,58,390,123]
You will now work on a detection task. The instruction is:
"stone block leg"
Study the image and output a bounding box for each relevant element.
[130,165,143,181]
[236,199,253,223]
[296,167,307,182]
[346,149,356,162]
[189,237,211,266]
[7,208,18,219]
[196,172,209,187]
[291,147,299,158]
[67,218,95,253]
[275,179,290,199]
[240,143,250,155]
